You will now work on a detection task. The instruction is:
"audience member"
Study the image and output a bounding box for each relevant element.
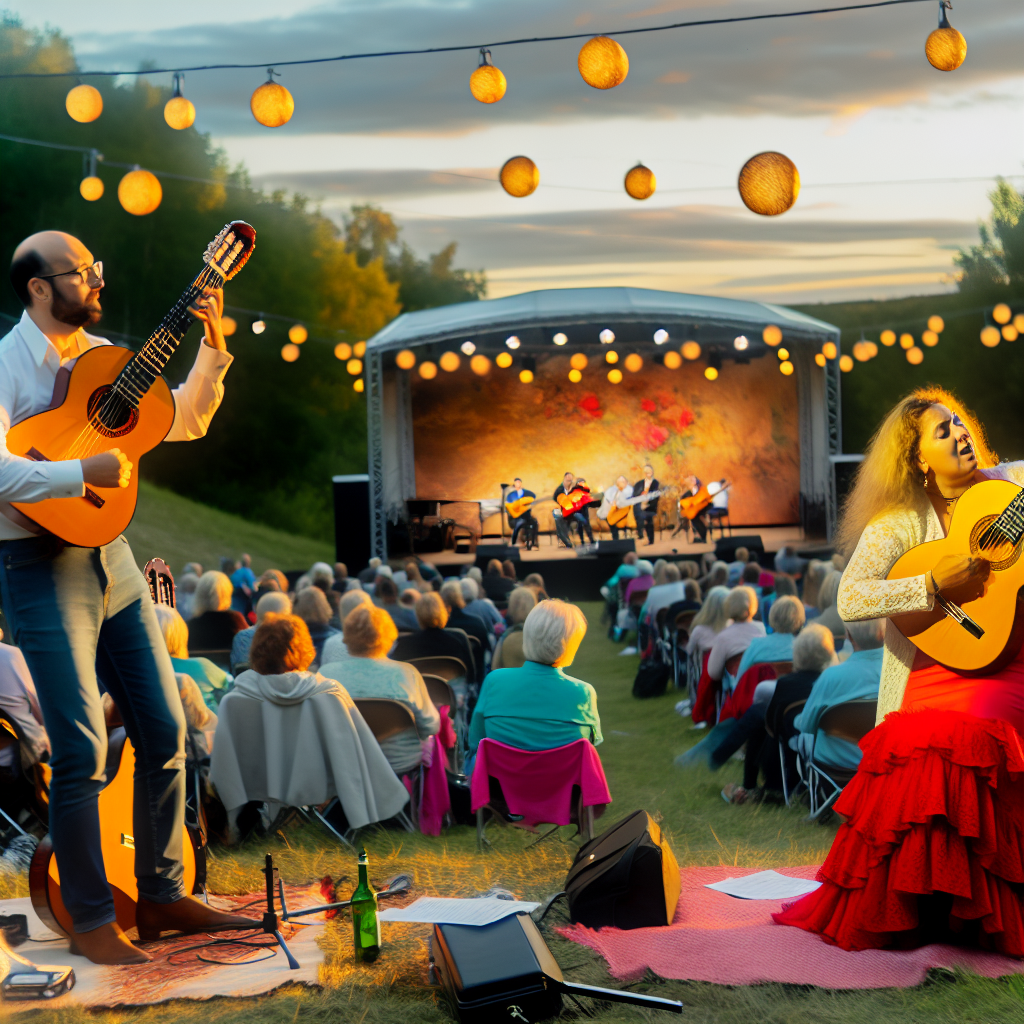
[182,561,203,577]
[774,545,806,580]
[0,632,49,771]
[501,559,517,581]
[259,569,289,594]
[623,559,655,604]
[306,562,335,594]
[602,551,639,594]
[358,557,382,585]
[741,561,762,597]
[686,586,730,657]
[399,588,421,611]
[230,553,256,595]
[726,546,750,586]
[814,570,847,646]
[231,592,292,674]
[390,592,478,688]
[332,562,349,592]
[374,576,420,633]
[641,563,684,618]
[761,573,797,632]
[399,561,429,594]
[293,587,340,668]
[460,577,503,633]
[321,590,374,664]
[734,596,805,679]
[176,572,200,620]
[483,558,516,603]
[154,604,232,710]
[698,560,729,594]
[651,559,670,587]
[176,672,217,762]
[186,571,248,655]
[706,587,766,687]
[319,605,439,775]
[523,572,549,601]
[491,586,538,670]
[801,560,830,618]
[440,581,492,657]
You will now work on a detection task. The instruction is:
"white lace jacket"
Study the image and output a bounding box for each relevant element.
[837,461,1024,722]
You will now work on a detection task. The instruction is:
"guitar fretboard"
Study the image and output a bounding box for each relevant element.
[980,489,1024,548]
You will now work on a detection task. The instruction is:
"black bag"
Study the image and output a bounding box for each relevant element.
[565,810,681,930]
[632,660,671,698]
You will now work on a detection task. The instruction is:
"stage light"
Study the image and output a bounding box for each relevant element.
[1015,314,1024,332]
[899,333,914,350]
[704,366,718,381]
[993,303,1011,325]
[928,315,945,333]
[419,361,438,380]
[762,324,782,346]
[66,84,102,123]
[777,347,790,361]
[470,48,506,103]
[605,350,619,364]
[922,330,939,347]
[553,332,568,345]
[221,316,237,337]
[505,335,521,349]
[738,151,800,216]
[471,354,492,375]
[500,156,539,197]
[980,325,1000,347]
[395,349,416,370]
[496,352,513,368]
[1003,325,1019,342]
[654,329,669,344]
[570,353,588,370]
[578,36,629,89]
[568,368,583,383]
[519,369,534,383]
[251,69,294,127]
[906,346,924,365]
[599,329,615,344]
[607,368,623,384]
[346,358,363,375]
[164,74,195,130]
[118,168,162,215]
[251,319,266,334]
[288,324,308,344]
[925,2,966,72]
[80,176,104,201]
[839,355,854,372]
[354,378,365,393]
[681,341,701,361]
[624,163,656,200]
[880,329,896,347]
[461,340,476,355]
[440,351,460,372]
[354,341,366,357]
[624,353,643,372]
[814,352,827,367]
[822,341,836,360]
[281,343,300,362]
[663,351,682,369]
[733,335,749,351]
[334,342,351,360]
[780,360,794,376]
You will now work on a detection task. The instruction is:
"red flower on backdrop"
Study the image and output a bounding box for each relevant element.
[578,394,604,418]
[677,409,694,430]
[643,424,670,449]
[640,398,657,413]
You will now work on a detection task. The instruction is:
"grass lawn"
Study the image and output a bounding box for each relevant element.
[5,601,1022,1023]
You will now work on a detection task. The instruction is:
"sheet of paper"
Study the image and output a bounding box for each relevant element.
[705,870,822,900]
[378,896,540,926]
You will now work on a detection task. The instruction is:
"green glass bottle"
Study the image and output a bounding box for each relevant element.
[350,848,380,963]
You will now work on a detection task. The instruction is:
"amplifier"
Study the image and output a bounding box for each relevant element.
[595,538,636,556]
[714,534,764,563]
[475,544,521,565]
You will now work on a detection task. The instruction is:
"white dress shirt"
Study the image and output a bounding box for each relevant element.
[598,482,633,519]
[0,310,233,540]
[0,643,49,769]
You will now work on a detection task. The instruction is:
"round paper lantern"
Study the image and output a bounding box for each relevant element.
[439,351,460,372]
[251,320,266,335]
[519,369,534,384]
[79,176,104,201]
[470,50,506,103]
[839,355,854,372]
[334,342,352,360]
[906,346,924,365]
[354,341,367,357]
[288,324,308,344]
[599,329,615,344]
[738,152,800,216]
[553,333,568,346]
[762,324,782,346]
[733,335,749,351]
[346,358,363,375]
[704,366,718,381]
[578,36,629,90]
[461,340,477,355]
[822,341,838,360]
[395,349,416,370]
[780,360,794,376]
[470,354,491,375]
[281,343,300,362]
[928,315,945,333]
[505,335,521,349]
[778,347,790,361]
[814,352,827,367]
[865,341,878,357]
[880,329,896,347]
[605,350,619,364]
[1003,325,1019,342]
[568,369,583,383]
[220,316,237,337]
[899,333,914,350]
[993,303,1011,324]
[66,84,103,123]
[681,341,701,361]
[419,361,438,380]
[607,368,623,384]
[164,95,196,130]
[853,341,870,362]
[495,352,513,368]
[570,353,588,371]
[980,325,1001,347]
[354,378,365,393]
[663,351,683,370]
[500,156,539,198]
[654,329,669,344]
[1014,314,1024,332]
[624,353,643,372]
[925,7,967,72]
[922,330,939,347]
[251,73,294,127]
[624,164,656,201]
[118,169,162,216]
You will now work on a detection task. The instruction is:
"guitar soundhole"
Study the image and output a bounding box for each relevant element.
[970,515,1023,572]
[87,386,139,438]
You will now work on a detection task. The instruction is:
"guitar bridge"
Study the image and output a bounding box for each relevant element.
[26,447,106,509]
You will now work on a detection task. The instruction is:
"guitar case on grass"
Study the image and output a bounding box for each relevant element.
[632,660,671,698]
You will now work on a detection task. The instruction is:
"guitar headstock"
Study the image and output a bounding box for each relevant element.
[203,221,256,281]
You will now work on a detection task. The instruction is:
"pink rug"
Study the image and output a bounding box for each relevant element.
[559,865,1024,989]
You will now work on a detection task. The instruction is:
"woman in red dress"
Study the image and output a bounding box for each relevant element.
[774,387,1024,955]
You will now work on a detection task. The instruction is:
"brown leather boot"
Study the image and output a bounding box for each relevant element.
[135,896,256,941]
[69,922,151,965]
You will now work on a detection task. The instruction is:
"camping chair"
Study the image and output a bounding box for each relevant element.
[470,738,611,852]
[765,698,808,806]
[189,648,232,671]
[666,606,697,687]
[420,674,464,775]
[403,656,467,685]
[717,652,744,720]
[801,699,877,819]
[352,698,420,832]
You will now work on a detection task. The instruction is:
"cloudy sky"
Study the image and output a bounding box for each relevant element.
[14,0,1024,302]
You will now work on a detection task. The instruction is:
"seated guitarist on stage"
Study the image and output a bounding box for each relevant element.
[553,472,594,548]
[506,477,537,546]
[632,463,660,546]
[0,232,252,964]
[600,475,633,541]
[674,474,709,543]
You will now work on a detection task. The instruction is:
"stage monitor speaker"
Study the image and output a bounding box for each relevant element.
[474,545,521,566]
[714,534,765,564]
[595,538,636,557]
[332,475,371,574]
[565,810,681,931]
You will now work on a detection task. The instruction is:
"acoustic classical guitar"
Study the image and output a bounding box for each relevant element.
[606,490,665,528]
[556,485,595,518]
[6,221,256,547]
[678,481,729,521]
[887,479,1024,674]
[505,494,535,518]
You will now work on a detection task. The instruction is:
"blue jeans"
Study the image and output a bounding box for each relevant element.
[0,534,186,932]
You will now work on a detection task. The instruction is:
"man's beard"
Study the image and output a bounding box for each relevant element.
[51,288,102,329]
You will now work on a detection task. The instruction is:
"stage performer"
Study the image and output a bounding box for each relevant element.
[774,388,1024,956]
[673,474,709,543]
[0,232,253,965]
[506,477,537,548]
[632,464,660,546]
[553,472,593,548]
[598,475,633,541]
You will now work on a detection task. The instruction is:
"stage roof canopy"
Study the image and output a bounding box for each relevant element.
[367,286,839,353]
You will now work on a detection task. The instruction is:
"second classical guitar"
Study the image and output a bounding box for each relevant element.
[887,479,1024,674]
[606,490,664,528]
[7,221,256,547]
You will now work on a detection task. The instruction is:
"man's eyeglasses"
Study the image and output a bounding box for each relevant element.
[39,261,104,288]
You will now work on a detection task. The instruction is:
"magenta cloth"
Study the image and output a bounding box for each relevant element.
[403,705,453,836]
[470,739,611,829]
[559,865,1024,989]
[624,576,654,605]
[437,704,457,752]
[719,662,781,722]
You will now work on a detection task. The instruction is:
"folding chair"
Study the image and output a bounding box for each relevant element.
[765,699,807,806]
[716,652,743,721]
[352,698,420,832]
[801,699,877,819]
[189,648,232,671]
[403,656,467,683]
[420,674,464,775]
[0,711,49,837]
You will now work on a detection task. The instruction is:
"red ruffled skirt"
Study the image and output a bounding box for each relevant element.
[773,706,1024,955]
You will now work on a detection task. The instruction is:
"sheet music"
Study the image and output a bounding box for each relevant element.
[378,896,540,926]
[705,870,821,900]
